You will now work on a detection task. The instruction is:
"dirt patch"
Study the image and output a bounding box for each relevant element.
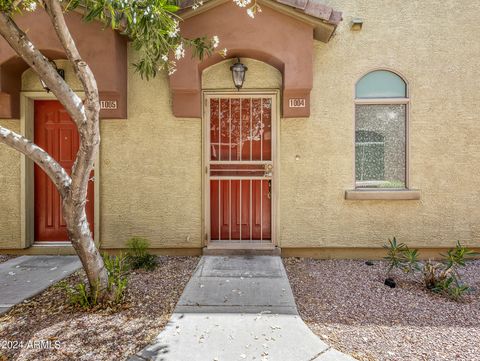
[284,258,480,361]
[0,256,199,361]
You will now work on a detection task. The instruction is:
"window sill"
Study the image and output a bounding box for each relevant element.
[345,189,421,200]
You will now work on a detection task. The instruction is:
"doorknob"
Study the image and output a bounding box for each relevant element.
[264,164,273,177]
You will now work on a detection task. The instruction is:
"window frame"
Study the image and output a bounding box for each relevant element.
[353,69,410,190]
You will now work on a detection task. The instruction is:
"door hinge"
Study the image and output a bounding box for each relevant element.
[205,232,208,241]
[205,166,208,174]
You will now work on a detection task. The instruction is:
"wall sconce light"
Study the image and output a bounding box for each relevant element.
[40,60,65,92]
[230,57,248,90]
[351,18,363,31]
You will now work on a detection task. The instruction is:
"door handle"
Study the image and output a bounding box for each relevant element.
[264,164,273,177]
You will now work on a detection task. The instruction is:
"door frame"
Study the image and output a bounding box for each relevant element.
[202,90,280,249]
[19,92,100,248]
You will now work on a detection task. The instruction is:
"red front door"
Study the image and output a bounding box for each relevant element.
[208,96,274,244]
[34,100,94,242]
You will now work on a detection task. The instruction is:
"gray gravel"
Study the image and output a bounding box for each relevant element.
[284,258,480,361]
[0,254,15,263]
[0,256,199,361]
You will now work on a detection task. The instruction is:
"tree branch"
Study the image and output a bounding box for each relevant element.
[41,0,101,231]
[0,126,71,198]
[0,12,86,126]
[12,0,24,8]
[43,0,100,119]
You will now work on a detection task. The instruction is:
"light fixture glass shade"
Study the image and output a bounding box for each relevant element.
[230,58,248,90]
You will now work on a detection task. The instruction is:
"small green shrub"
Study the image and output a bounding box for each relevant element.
[59,253,129,309]
[383,237,407,274]
[103,252,129,303]
[441,241,478,270]
[401,247,421,274]
[384,238,477,301]
[447,284,471,301]
[57,280,98,310]
[126,237,157,271]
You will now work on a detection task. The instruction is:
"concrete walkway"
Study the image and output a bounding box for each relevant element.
[0,255,81,315]
[131,256,356,361]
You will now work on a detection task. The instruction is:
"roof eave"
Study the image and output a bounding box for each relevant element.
[178,0,342,43]
[260,0,340,42]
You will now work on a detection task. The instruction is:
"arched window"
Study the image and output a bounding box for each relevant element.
[355,70,408,189]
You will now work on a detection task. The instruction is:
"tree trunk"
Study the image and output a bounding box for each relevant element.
[64,200,110,299]
[0,126,111,300]
[0,7,112,300]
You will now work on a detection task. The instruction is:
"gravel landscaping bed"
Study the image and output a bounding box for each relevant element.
[284,258,480,361]
[0,256,199,361]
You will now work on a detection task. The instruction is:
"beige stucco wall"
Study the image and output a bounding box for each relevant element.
[99,50,201,248]
[100,56,281,248]
[280,0,480,248]
[0,54,280,250]
[1,0,480,251]
[0,120,21,248]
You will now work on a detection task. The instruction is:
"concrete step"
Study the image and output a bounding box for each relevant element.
[202,247,281,256]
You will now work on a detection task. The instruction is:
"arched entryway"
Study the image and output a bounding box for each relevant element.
[170,0,341,118]
[0,9,128,119]
[202,59,281,249]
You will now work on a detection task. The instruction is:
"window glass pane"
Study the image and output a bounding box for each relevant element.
[356,70,406,98]
[355,104,406,188]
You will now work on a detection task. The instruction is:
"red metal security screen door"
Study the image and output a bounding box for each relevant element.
[207,95,275,245]
[34,100,94,242]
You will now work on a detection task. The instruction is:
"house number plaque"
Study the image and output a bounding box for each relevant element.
[288,98,306,108]
[100,100,118,110]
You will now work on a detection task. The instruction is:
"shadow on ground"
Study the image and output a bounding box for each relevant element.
[130,256,356,361]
